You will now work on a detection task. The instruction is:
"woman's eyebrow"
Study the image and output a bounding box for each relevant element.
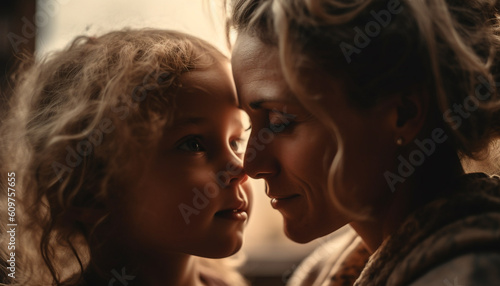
[249,101,263,109]
[248,98,299,110]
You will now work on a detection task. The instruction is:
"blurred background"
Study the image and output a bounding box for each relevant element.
[0,1,346,285]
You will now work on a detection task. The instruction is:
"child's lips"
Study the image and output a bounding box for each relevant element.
[214,209,248,221]
[215,201,249,221]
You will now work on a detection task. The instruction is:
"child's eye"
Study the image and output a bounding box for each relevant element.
[230,139,245,155]
[268,111,296,133]
[178,137,205,152]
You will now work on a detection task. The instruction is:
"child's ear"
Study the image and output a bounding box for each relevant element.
[388,90,429,145]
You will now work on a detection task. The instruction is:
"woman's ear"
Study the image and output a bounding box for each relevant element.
[390,90,429,145]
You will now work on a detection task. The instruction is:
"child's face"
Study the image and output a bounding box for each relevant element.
[123,60,253,259]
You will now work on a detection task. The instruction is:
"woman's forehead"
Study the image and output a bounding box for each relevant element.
[233,33,280,69]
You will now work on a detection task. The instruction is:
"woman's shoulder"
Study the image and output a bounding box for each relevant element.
[391,212,500,285]
[393,173,500,284]
[355,172,500,285]
[410,252,500,286]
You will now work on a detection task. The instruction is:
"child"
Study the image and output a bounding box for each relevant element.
[0,29,252,286]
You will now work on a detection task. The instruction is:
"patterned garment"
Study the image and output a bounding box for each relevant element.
[355,173,500,286]
[328,241,370,286]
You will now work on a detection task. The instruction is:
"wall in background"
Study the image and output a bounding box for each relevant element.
[1,0,36,113]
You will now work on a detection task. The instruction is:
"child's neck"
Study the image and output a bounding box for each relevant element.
[85,248,206,286]
[138,253,205,286]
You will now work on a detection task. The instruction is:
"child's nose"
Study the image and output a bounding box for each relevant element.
[229,172,249,185]
[224,158,248,186]
[217,150,248,188]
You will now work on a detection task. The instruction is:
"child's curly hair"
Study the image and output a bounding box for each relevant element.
[0,29,245,285]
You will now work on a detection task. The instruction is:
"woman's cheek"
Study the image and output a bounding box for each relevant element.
[329,148,349,213]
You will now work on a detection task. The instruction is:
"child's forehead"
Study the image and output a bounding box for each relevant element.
[170,111,247,129]
[186,58,231,80]
[167,61,240,111]
[172,88,241,117]
[177,83,237,105]
[177,61,236,99]
[163,100,249,136]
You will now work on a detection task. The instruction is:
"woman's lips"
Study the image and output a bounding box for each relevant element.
[270,194,300,209]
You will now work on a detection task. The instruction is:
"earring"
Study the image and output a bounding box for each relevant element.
[396,137,404,146]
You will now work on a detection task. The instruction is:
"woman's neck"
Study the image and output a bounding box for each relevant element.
[351,143,465,253]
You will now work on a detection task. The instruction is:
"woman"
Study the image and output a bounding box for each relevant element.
[230,0,500,285]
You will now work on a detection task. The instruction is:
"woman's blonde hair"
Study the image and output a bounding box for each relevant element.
[232,0,500,157]
[231,0,500,219]
[0,29,246,285]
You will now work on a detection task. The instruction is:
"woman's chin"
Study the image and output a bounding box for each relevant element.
[282,221,317,244]
[283,217,347,244]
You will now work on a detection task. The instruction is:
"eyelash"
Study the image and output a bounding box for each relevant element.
[177,136,205,153]
[230,138,246,155]
[177,135,247,156]
[268,111,296,133]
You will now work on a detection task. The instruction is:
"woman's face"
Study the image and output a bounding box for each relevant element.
[122,60,253,259]
[232,34,398,242]
[231,34,348,243]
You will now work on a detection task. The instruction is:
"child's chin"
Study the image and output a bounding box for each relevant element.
[203,238,243,258]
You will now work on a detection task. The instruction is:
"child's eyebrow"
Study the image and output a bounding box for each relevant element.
[172,117,207,127]
[173,116,246,130]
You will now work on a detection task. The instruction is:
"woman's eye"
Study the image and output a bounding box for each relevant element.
[178,137,205,152]
[268,111,296,133]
